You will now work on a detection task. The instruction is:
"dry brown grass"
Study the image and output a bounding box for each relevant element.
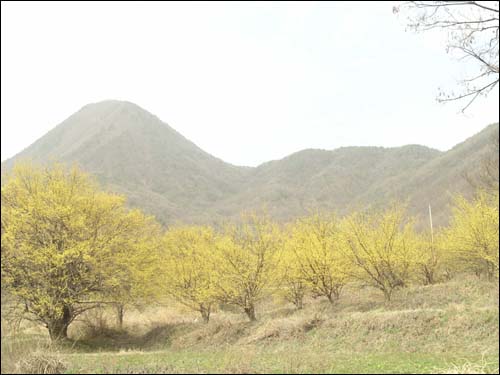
[66,275,499,354]
[16,351,67,374]
[1,274,498,373]
[436,357,499,374]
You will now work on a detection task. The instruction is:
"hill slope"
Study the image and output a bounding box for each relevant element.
[2,276,498,373]
[2,100,498,225]
[2,100,249,223]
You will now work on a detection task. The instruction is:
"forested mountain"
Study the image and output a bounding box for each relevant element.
[3,100,497,226]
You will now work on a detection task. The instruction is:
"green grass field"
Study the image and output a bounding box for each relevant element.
[2,275,498,374]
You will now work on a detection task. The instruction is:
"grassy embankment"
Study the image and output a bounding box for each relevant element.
[1,275,498,374]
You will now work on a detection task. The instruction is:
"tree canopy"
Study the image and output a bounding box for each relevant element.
[1,163,161,340]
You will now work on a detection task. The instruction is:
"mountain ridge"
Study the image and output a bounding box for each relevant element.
[2,100,498,226]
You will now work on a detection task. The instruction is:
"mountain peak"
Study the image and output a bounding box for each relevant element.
[81,99,141,110]
[75,100,160,126]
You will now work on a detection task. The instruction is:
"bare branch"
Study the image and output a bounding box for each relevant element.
[397,1,499,111]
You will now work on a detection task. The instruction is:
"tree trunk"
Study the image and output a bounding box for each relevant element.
[244,305,257,322]
[486,263,495,281]
[200,304,211,323]
[326,294,334,304]
[116,303,124,329]
[383,289,392,302]
[333,289,341,301]
[48,305,72,341]
[294,296,303,310]
[424,267,435,285]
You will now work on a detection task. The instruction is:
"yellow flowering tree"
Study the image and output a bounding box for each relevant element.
[413,232,441,285]
[443,191,499,279]
[107,209,162,329]
[286,214,349,304]
[342,205,418,301]
[1,162,161,340]
[278,226,308,309]
[161,226,217,323]
[211,214,282,321]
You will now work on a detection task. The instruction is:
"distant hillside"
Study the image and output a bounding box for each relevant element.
[2,100,498,226]
[225,145,442,223]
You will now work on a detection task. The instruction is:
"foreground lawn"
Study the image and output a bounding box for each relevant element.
[62,347,499,374]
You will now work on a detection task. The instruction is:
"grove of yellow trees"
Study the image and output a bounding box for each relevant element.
[1,163,498,340]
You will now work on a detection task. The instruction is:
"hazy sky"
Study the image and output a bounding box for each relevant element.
[1,1,499,167]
